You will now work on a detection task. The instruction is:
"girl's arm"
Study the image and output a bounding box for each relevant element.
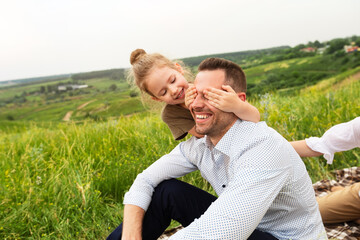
[290,140,322,157]
[292,117,360,163]
[203,85,260,123]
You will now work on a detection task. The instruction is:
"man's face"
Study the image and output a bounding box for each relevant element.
[190,69,237,142]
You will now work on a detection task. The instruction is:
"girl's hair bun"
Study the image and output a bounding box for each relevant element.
[130,49,147,65]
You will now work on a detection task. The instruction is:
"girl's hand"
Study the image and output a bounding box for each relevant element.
[204,85,242,112]
[185,84,197,108]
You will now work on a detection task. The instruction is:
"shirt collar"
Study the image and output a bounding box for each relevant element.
[202,119,242,156]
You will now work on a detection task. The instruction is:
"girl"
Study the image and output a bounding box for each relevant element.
[129,49,260,140]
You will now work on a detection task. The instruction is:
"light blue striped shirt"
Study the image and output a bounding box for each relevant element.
[124,120,327,239]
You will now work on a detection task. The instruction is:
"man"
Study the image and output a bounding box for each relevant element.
[108,58,327,239]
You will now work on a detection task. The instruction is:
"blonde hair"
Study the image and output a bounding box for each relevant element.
[128,49,193,100]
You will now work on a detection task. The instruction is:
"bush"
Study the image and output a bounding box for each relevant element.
[129,91,139,98]
[6,115,15,121]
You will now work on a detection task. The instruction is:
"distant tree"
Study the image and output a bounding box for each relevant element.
[265,73,279,84]
[109,84,117,91]
[350,35,358,42]
[313,40,322,48]
[72,69,125,81]
[334,50,345,58]
[130,90,139,97]
[293,44,306,51]
[355,38,360,47]
[40,86,46,93]
[292,71,300,78]
[326,39,348,54]
[6,115,15,121]
[18,97,27,103]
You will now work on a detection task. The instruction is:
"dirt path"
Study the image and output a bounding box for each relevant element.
[62,100,96,121]
[62,111,73,121]
[77,100,96,110]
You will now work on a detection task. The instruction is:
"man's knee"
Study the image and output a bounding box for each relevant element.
[153,179,185,200]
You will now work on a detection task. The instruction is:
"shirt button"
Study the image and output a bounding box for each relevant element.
[222,184,226,188]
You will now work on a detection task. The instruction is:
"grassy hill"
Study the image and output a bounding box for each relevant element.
[1,68,359,239]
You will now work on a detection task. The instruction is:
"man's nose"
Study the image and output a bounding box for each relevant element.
[191,93,204,110]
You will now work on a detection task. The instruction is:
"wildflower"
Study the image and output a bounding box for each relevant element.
[36,176,42,185]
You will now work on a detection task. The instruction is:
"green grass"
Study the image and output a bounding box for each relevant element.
[257,73,360,181]
[0,68,359,239]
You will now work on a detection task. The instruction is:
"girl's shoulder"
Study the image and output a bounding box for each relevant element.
[161,104,195,141]
[161,104,192,121]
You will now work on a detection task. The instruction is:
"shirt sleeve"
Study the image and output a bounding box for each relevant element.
[305,117,360,164]
[123,143,198,211]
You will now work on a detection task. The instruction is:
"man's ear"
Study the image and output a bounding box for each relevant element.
[237,92,246,102]
[151,96,163,102]
[175,63,184,74]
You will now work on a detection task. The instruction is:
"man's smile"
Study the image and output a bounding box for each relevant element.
[194,112,213,123]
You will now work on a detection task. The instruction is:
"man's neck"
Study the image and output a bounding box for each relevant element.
[208,119,237,146]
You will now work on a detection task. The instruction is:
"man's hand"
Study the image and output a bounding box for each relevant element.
[121,205,145,240]
[204,85,242,112]
[185,84,197,108]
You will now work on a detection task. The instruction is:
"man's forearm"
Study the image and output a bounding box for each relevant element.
[122,204,145,240]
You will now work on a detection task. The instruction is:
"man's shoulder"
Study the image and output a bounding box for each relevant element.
[233,120,274,140]
[231,120,293,164]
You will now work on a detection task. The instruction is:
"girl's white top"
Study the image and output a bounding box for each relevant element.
[305,117,360,164]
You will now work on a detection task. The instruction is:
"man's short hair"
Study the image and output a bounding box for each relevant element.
[198,58,246,92]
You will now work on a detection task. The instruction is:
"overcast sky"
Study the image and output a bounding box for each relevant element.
[0,0,359,82]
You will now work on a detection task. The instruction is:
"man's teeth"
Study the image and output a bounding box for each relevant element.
[196,115,210,119]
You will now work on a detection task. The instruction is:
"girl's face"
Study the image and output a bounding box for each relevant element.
[146,65,189,105]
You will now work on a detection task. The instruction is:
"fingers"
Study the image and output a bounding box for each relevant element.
[221,85,236,93]
[204,87,225,101]
[185,85,197,108]
[205,87,224,95]
[186,85,196,93]
[208,100,220,108]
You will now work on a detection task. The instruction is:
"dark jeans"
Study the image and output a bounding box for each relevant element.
[107,179,277,240]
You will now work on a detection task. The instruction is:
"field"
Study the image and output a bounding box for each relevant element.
[1,36,360,239]
[1,67,359,239]
[0,77,145,122]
